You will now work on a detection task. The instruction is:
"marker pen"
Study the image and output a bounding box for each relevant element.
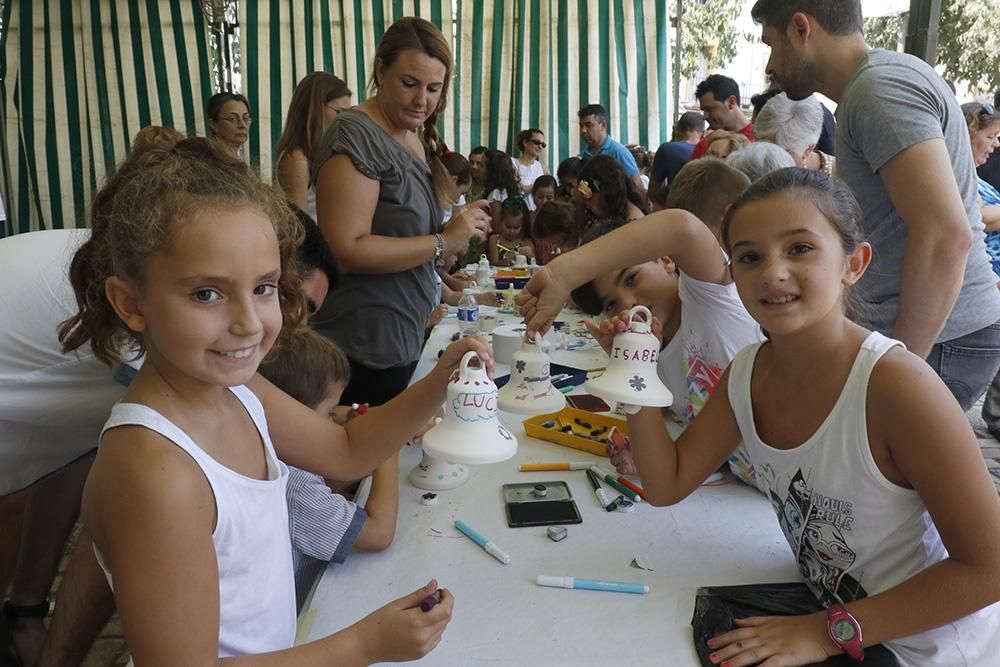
[420,589,443,612]
[585,469,617,512]
[616,476,647,500]
[590,466,643,503]
[536,575,649,594]
[519,462,593,472]
[454,520,511,565]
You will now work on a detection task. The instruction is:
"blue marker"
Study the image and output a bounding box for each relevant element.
[455,519,511,564]
[535,575,649,594]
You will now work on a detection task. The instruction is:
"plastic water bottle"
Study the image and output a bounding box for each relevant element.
[457,288,479,337]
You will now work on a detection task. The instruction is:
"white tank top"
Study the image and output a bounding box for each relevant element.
[95,385,297,658]
[728,331,1000,666]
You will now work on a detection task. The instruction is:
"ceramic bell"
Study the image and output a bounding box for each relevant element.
[586,305,673,408]
[497,333,566,415]
[476,254,492,287]
[422,351,517,465]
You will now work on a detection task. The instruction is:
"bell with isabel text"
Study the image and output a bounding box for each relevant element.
[497,332,566,415]
[422,351,517,465]
[585,305,673,408]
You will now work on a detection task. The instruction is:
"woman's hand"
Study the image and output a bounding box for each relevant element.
[706,613,837,667]
[442,200,491,256]
[518,266,571,336]
[354,580,454,663]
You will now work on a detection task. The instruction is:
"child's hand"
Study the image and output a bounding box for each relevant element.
[436,336,494,379]
[707,613,836,667]
[606,439,638,475]
[356,580,454,663]
[411,408,445,444]
[475,290,502,307]
[585,309,664,355]
[519,266,570,336]
[426,303,448,330]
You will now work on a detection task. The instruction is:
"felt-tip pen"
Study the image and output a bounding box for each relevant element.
[420,589,443,612]
[454,520,511,564]
[590,466,643,503]
[536,575,649,594]
[585,469,617,511]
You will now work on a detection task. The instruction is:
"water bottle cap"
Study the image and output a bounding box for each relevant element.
[462,287,475,295]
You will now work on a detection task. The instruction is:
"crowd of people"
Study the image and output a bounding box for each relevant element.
[3,2,1000,665]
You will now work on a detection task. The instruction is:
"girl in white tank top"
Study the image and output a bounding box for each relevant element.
[616,169,1000,666]
[60,134,491,664]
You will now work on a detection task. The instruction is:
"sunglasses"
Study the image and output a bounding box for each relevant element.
[979,103,997,118]
[529,139,547,149]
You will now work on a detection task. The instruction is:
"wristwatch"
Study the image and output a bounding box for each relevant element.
[433,233,445,268]
[826,603,864,661]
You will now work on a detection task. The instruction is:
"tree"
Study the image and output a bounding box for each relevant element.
[677,0,749,79]
[863,0,1000,95]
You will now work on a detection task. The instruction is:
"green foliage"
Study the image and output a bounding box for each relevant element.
[678,0,748,78]
[863,0,1000,95]
[937,0,1000,95]
[863,14,903,52]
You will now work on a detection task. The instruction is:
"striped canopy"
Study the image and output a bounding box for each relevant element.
[1,0,671,236]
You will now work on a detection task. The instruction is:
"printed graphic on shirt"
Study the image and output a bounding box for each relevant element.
[763,469,868,605]
[681,343,725,421]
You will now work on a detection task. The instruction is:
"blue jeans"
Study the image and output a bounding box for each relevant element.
[925,320,1000,412]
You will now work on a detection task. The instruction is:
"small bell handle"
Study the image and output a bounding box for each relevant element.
[458,350,481,382]
[528,331,552,354]
[627,305,653,333]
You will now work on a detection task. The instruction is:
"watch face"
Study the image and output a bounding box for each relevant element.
[833,619,858,642]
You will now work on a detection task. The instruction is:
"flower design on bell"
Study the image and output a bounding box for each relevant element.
[516,359,526,373]
[629,375,646,392]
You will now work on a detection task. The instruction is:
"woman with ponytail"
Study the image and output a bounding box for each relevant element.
[311,17,491,405]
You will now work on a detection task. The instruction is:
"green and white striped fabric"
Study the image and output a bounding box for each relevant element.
[245,0,672,181]
[0,0,215,237]
[2,0,671,235]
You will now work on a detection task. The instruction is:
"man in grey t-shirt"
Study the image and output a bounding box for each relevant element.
[750,0,1000,411]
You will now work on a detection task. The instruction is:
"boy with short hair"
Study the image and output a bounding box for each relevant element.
[259,328,399,610]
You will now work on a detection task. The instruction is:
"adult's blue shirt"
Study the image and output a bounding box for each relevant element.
[579,136,640,177]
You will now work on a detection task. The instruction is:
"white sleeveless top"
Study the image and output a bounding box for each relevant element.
[728,331,1000,666]
[95,385,297,658]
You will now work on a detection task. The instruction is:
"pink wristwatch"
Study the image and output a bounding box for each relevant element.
[826,603,864,661]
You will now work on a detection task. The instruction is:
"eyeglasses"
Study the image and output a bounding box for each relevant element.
[529,139,547,149]
[218,114,252,125]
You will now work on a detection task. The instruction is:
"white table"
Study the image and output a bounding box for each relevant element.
[300,308,799,665]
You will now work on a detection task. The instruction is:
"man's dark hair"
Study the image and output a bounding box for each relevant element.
[675,111,705,136]
[750,89,781,118]
[695,74,741,107]
[570,220,630,316]
[578,104,608,125]
[750,0,863,36]
[470,145,488,157]
[290,204,339,290]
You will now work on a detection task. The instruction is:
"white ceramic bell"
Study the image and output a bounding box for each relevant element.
[407,447,470,491]
[497,333,566,415]
[476,254,492,287]
[586,305,673,408]
[422,351,517,465]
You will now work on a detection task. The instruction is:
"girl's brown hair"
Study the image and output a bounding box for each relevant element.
[58,138,307,365]
[258,327,351,409]
[370,17,453,209]
[132,125,185,155]
[275,72,352,176]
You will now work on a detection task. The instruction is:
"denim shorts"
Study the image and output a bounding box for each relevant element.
[925,320,1000,411]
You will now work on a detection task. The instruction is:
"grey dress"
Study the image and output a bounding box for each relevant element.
[310,109,441,369]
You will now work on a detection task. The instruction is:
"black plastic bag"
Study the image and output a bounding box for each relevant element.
[691,582,898,666]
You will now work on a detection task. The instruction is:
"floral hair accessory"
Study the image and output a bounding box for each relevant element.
[577,178,600,200]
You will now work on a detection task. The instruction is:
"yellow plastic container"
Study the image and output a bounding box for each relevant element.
[522,407,627,457]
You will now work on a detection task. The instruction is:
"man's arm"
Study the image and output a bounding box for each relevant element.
[879,138,973,357]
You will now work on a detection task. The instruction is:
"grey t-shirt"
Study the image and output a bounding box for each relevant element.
[310,109,440,368]
[836,49,1000,341]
